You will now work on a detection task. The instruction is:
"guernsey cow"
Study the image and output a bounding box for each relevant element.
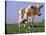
[19,4,43,28]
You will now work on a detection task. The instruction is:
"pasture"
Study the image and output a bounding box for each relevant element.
[5,20,45,34]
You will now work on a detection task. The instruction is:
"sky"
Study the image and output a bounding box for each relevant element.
[6,1,45,24]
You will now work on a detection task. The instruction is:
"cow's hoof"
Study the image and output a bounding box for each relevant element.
[28,26,30,29]
[24,24,26,27]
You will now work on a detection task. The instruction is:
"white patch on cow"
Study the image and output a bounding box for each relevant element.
[36,4,40,8]
[19,8,23,27]
[23,10,27,20]
[23,5,31,20]
[28,16,32,23]
[19,8,23,15]
[19,8,24,22]
[19,8,21,23]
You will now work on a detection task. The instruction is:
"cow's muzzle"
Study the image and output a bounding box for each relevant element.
[38,13,41,16]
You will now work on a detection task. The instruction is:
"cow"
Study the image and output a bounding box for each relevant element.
[19,4,44,28]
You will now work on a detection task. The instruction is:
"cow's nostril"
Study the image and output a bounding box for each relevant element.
[38,14,41,16]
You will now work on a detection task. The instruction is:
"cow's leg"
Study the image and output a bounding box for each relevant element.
[32,15,35,25]
[19,14,21,28]
[22,19,26,27]
[28,16,33,29]
[28,16,32,23]
[19,15,21,28]
[19,9,22,28]
[23,12,28,27]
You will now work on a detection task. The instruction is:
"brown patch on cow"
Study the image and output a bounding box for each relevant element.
[26,6,41,17]
[26,8,34,17]
[21,8,26,18]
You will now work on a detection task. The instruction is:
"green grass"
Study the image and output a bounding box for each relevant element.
[6,20,45,34]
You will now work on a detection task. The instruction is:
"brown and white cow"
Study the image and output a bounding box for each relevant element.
[19,4,43,28]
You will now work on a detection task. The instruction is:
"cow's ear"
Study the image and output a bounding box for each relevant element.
[39,5,44,9]
[31,6,35,9]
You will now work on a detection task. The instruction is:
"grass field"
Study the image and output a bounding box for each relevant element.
[6,20,45,34]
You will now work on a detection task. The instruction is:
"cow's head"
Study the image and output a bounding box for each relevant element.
[31,4,44,16]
